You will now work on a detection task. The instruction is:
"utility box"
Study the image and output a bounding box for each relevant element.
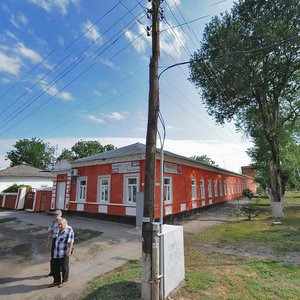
[161,224,185,297]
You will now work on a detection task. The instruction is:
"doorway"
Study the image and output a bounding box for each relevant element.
[56,182,66,210]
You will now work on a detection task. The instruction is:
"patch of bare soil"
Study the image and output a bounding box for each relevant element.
[191,242,300,265]
[182,201,300,266]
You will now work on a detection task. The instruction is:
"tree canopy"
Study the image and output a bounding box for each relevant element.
[58,140,116,159]
[189,0,300,218]
[6,138,55,170]
[190,155,218,167]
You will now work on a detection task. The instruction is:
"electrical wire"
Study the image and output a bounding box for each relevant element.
[0,5,146,134]
[0,12,148,136]
[0,2,123,102]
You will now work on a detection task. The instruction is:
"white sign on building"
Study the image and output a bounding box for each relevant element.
[112,161,140,174]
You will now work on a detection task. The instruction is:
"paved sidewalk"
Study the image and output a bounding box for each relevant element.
[0,199,246,299]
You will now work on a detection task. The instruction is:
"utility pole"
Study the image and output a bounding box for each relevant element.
[142,0,161,299]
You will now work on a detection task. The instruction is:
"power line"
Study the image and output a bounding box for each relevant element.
[0,2,123,102]
[0,48,57,101]
[0,11,148,136]
[22,66,147,137]
[35,81,148,138]
[0,6,146,134]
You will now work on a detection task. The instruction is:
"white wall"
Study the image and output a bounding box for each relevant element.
[0,177,53,192]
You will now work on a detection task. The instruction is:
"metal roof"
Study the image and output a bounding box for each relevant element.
[0,164,54,178]
[74,142,146,163]
[72,142,249,178]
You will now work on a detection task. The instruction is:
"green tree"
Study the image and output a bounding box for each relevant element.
[58,148,74,160]
[58,140,116,159]
[189,0,300,218]
[190,155,218,167]
[6,138,55,170]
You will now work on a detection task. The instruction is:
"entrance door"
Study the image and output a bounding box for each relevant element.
[56,182,66,210]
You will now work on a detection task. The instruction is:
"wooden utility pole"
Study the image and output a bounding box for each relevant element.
[142,0,161,299]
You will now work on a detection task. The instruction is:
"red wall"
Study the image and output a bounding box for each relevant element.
[34,191,52,212]
[56,159,256,218]
[3,194,17,209]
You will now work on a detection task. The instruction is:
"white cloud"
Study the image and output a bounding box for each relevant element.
[39,79,74,101]
[160,23,186,58]
[163,139,252,173]
[28,0,80,15]
[124,28,147,53]
[10,12,28,28]
[1,78,11,84]
[0,52,21,75]
[60,91,74,101]
[167,0,181,9]
[5,31,18,40]
[93,90,101,97]
[107,112,127,121]
[16,42,42,63]
[84,115,105,124]
[57,35,64,46]
[82,20,102,43]
[99,58,119,70]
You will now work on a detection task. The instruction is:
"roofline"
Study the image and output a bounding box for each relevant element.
[70,143,251,179]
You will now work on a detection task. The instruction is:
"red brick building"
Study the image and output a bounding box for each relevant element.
[241,166,256,178]
[51,143,256,218]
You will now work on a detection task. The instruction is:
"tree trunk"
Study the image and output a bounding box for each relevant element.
[269,160,284,218]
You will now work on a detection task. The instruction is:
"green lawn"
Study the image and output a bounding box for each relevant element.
[82,192,300,300]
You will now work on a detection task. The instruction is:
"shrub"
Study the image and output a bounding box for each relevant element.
[3,184,32,193]
[243,188,254,200]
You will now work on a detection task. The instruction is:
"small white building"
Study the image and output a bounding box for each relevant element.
[0,164,54,192]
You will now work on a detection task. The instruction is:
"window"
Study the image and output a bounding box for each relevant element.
[200,179,205,199]
[219,180,223,196]
[208,180,212,198]
[98,176,110,202]
[224,181,227,195]
[214,180,218,197]
[125,175,139,203]
[77,177,87,202]
[164,177,172,203]
[191,178,197,200]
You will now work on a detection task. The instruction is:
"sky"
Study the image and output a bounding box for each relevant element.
[0,0,252,172]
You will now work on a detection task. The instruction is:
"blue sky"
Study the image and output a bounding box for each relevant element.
[0,0,252,172]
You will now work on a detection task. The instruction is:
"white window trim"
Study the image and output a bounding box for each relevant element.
[97,175,111,203]
[164,176,173,204]
[208,180,212,198]
[200,179,205,200]
[123,173,140,205]
[219,180,223,196]
[191,178,197,200]
[76,176,87,203]
[214,180,218,197]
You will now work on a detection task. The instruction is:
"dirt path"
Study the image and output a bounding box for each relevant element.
[0,210,141,300]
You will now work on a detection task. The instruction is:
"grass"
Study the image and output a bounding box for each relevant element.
[82,192,300,300]
[193,205,300,254]
[81,260,141,300]
[0,217,17,223]
[174,250,300,300]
